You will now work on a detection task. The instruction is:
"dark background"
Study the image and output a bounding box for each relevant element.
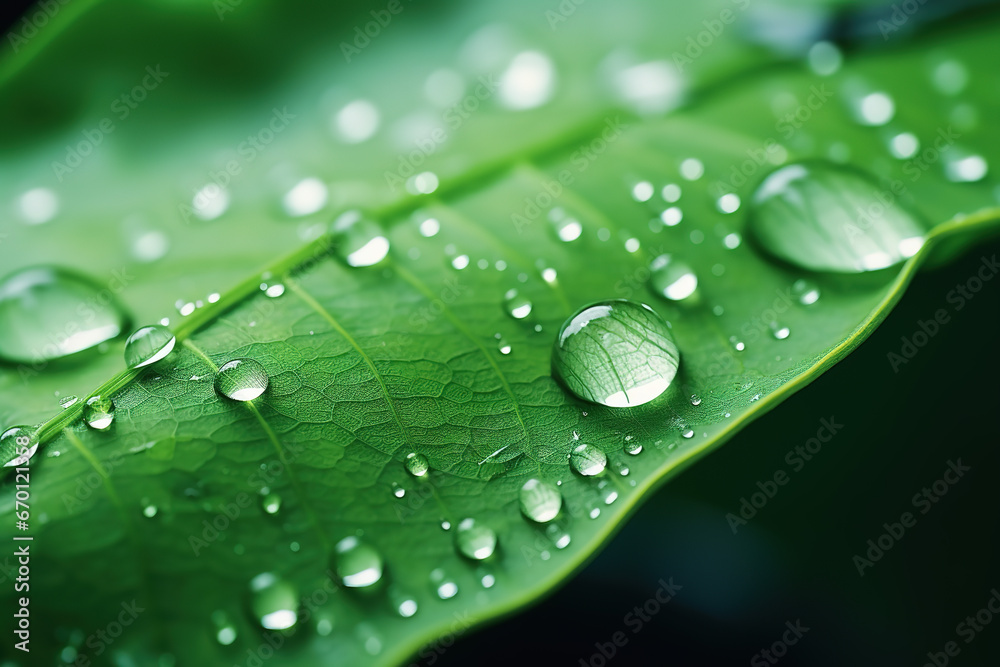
[3,2,998,665]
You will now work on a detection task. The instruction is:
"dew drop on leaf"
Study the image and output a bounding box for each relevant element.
[331,211,390,267]
[569,443,607,476]
[792,278,821,305]
[430,568,458,600]
[650,255,698,301]
[124,325,176,369]
[1,426,38,468]
[214,359,268,401]
[260,493,282,515]
[748,160,927,272]
[503,288,532,320]
[210,610,238,646]
[248,573,298,631]
[404,452,429,478]
[59,395,78,409]
[552,300,679,407]
[334,537,383,588]
[454,518,497,560]
[519,478,562,523]
[0,267,129,364]
[84,396,115,431]
[623,438,643,456]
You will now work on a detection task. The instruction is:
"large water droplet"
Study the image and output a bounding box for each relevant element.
[519,478,562,523]
[248,573,298,631]
[124,325,176,369]
[748,161,927,272]
[334,537,383,588]
[84,396,115,431]
[569,443,607,476]
[331,211,390,267]
[214,359,269,401]
[552,300,679,407]
[649,255,698,301]
[454,518,497,560]
[0,267,129,364]
[1,426,38,467]
[404,452,429,477]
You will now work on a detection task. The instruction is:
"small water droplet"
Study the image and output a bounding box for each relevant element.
[282,178,328,217]
[889,132,919,160]
[770,323,791,339]
[191,184,230,221]
[481,574,496,588]
[334,537,383,588]
[853,91,895,126]
[455,518,497,560]
[124,325,176,369]
[406,171,440,195]
[392,483,405,499]
[59,395,78,409]
[499,50,556,110]
[661,183,682,202]
[264,284,285,298]
[451,254,470,270]
[679,158,704,181]
[717,194,741,214]
[391,588,418,617]
[730,337,746,352]
[419,217,441,237]
[503,288,533,320]
[332,211,390,267]
[589,507,601,519]
[142,502,158,518]
[441,520,451,531]
[748,160,927,272]
[214,359,269,401]
[659,206,683,226]
[631,181,654,202]
[519,478,562,523]
[2,426,38,467]
[552,300,679,407]
[211,610,238,646]
[549,207,582,242]
[249,573,298,631]
[792,279,821,305]
[17,187,59,225]
[650,255,698,301]
[618,463,630,476]
[944,151,988,183]
[84,396,115,430]
[723,232,742,249]
[334,99,380,143]
[807,40,842,76]
[405,452,429,477]
[261,493,282,515]
[569,443,607,476]
[931,59,968,96]
[681,428,694,439]
[0,267,130,364]
[430,568,458,599]
[497,336,512,355]
[690,394,702,406]
[545,523,571,549]
[624,439,643,456]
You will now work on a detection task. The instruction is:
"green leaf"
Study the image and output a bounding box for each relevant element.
[2,1,999,665]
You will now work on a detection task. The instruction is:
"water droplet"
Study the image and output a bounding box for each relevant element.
[679,158,704,181]
[17,187,59,225]
[944,152,988,183]
[717,194,741,214]
[282,178,328,217]
[854,92,895,126]
[264,284,285,298]
[59,395,78,409]
[650,255,698,301]
[1,426,37,467]
[548,207,582,242]
[451,254,470,270]
[499,51,555,110]
[681,428,694,439]
[503,289,532,320]
[661,183,681,202]
[723,232,742,249]
[569,443,607,476]
[807,41,842,76]
[430,568,458,599]
[142,503,158,518]
[792,279,820,305]
[690,394,702,406]
[589,507,601,519]
[659,206,683,226]
[552,300,679,407]
[249,573,298,631]
[335,537,383,588]
[404,452,429,477]
[889,132,919,159]
[331,211,390,267]
[481,574,496,588]
[126,327,179,374]
[931,59,968,96]
[546,524,571,549]
[618,463,630,476]
[392,483,405,499]
[84,396,115,431]
[748,161,927,272]
[214,359,269,401]
[519,478,562,523]
[191,184,229,221]
[393,591,418,618]
[419,217,441,237]
[407,171,440,195]
[497,336,512,355]
[770,323,791,339]
[454,518,497,560]
[334,99,380,144]
[441,520,451,531]
[631,181,654,202]
[624,439,643,456]
[730,336,746,352]
[0,267,129,364]
[261,493,282,515]
[211,610,238,646]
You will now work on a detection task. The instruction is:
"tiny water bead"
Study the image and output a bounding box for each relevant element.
[59,395,78,409]
[770,322,791,339]
[792,279,820,305]
[211,610,238,646]
[519,478,562,523]
[748,160,928,273]
[431,569,458,600]
[649,255,698,301]
[549,207,583,242]
[331,211,390,267]
[391,483,405,499]
[404,452,429,477]
[124,325,176,369]
[624,439,643,455]
[0,266,129,364]
[1,426,37,467]
[261,493,282,515]
[248,573,299,631]
[334,537,383,588]
[214,359,269,401]
[84,396,115,431]
[454,518,498,560]
[552,300,680,408]
[569,443,607,476]
[503,289,533,320]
